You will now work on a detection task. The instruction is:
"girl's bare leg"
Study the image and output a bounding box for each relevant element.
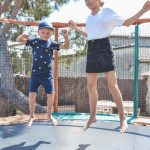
[106,71,128,133]
[47,94,57,125]
[83,73,99,131]
[27,92,36,126]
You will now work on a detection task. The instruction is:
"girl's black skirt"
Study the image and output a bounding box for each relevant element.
[86,37,115,73]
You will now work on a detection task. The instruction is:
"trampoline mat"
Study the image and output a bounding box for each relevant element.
[0,120,150,150]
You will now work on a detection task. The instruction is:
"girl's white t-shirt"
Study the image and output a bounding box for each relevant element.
[86,8,125,40]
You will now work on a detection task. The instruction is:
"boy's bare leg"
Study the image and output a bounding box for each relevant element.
[106,71,128,133]
[83,73,98,131]
[27,92,36,126]
[47,94,57,126]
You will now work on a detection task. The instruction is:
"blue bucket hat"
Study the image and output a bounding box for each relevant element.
[38,21,54,30]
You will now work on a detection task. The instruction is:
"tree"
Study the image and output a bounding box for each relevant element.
[58,30,87,69]
[0,0,78,116]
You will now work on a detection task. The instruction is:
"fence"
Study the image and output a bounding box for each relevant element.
[0,18,150,117]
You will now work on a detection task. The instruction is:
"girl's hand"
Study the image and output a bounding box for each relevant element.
[68,20,77,30]
[68,20,87,37]
[143,0,150,12]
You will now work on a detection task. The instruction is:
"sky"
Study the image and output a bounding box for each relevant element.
[48,0,150,23]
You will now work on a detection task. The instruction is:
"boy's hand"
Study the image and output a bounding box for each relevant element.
[68,20,77,30]
[17,33,29,43]
[60,30,69,49]
[62,30,68,37]
[22,34,29,40]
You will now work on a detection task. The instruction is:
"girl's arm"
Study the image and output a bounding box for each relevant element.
[16,34,29,44]
[60,30,69,49]
[123,0,150,26]
[68,20,87,37]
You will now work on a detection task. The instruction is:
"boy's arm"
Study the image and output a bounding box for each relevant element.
[59,30,69,49]
[16,34,29,44]
[68,20,87,37]
[123,0,150,26]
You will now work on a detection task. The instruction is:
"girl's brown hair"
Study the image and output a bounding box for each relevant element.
[100,1,104,7]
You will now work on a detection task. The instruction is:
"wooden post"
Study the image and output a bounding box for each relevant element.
[54,27,59,112]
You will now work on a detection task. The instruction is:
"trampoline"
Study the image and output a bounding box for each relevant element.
[0,113,150,150]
